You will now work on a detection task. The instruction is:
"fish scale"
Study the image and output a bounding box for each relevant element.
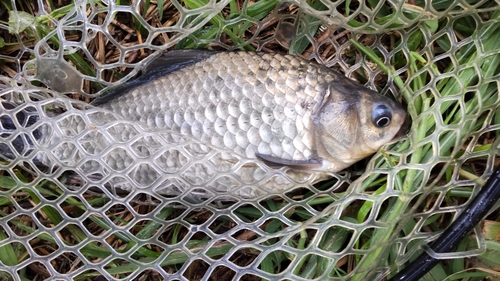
[100,52,327,163]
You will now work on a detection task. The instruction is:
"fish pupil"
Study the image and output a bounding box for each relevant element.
[376,116,391,127]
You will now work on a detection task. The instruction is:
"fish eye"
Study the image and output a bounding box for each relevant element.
[372,104,392,128]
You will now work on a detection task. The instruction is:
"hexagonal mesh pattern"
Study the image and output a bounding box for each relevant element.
[1,0,499,280]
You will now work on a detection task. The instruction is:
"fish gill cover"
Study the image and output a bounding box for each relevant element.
[0,0,499,280]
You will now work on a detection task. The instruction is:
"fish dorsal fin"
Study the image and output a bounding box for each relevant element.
[144,49,221,76]
[255,153,323,170]
[92,49,221,106]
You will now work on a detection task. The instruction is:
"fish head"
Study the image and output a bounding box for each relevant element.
[314,80,407,171]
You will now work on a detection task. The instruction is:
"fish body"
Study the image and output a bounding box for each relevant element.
[0,51,406,199]
[96,50,406,173]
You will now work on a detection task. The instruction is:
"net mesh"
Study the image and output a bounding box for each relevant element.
[1,0,499,280]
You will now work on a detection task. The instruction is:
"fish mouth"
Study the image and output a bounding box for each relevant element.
[395,115,410,138]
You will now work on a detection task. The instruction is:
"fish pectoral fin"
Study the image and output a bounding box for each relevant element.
[255,153,323,170]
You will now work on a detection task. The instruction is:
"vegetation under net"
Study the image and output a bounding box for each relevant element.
[0,0,499,280]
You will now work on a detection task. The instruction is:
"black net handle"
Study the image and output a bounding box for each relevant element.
[389,165,500,281]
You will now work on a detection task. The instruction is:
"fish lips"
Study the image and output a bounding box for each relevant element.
[395,114,410,138]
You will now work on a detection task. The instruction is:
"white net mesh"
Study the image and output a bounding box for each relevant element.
[1,0,499,280]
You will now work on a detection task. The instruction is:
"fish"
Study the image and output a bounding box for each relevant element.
[94,50,406,173]
[0,50,406,199]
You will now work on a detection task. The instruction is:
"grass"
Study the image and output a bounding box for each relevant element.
[348,10,500,280]
[1,0,500,280]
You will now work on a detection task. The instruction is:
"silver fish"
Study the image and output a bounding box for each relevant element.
[0,51,406,199]
[95,50,406,173]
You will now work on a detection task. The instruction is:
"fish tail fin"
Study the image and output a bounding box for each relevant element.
[0,101,41,161]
